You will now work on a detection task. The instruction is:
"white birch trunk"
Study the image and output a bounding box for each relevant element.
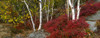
[23,0,36,31]
[77,0,80,19]
[51,0,54,20]
[38,0,42,30]
[69,0,75,20]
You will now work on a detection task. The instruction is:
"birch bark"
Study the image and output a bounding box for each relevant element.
[23,0,36,31]
[69,0,75,20]
[38,0,42,30]
[77,0,80,19]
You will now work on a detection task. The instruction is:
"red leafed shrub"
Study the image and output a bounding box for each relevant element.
[80,3,100,17]
[80,2,100,17]
[44,15,90,38]
[43,15,68,33]
[94,2,100,9]
[63,18,89,38]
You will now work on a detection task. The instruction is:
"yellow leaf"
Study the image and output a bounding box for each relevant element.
[21,16,23,19]
[15,19,17,22]
[4,16,7,19]
[9,12,11,13]
[5,13,7,14]
[20,21,24,23]
[8,19,13,22]
[28,16,30,18]
[13,21,16,24]
[5,6,8,9]
[14,17,16,19]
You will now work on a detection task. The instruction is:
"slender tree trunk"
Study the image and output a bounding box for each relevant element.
[77,0,80,19]
[47,0,50,22]
[44,0,47,12]
[72,0,74,6]
[38,0,42,30]
[69,0,75,20]
[23,0,36,31]
[44,0,48,22]
[51,0,54,20]
[66,0,69,20]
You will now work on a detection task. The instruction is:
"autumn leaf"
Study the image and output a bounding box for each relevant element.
[8,19,13,22]
[20,21,24,23]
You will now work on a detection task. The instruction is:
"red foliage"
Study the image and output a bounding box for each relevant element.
[43,15,68,33]
[80,2,100,17]
[63,18,89,38]
[94,2,100,9]
[44,15,89,38]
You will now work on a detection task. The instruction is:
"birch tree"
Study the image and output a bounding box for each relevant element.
[23,0,36,31]
[38,0,42,30]
[66,0,69,20]
[51,0,54,20]
[77,0,80,19]
[47,0,50,22]
[44,0,47,21]
[68,0,75,20]
[68,0,81,20]
[44,0,47,12]
[44,0,49,22]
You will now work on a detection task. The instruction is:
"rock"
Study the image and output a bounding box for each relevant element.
[28,29,49,38]
[96,0,100,2]
[14,34,25,38]
[86,21,97,31]
[86,11,100,20]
